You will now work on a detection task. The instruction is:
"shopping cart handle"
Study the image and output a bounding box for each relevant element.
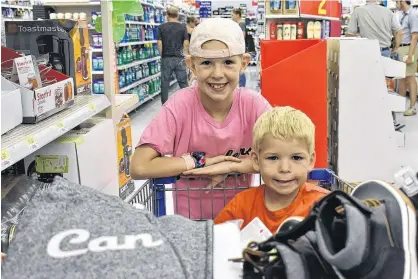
[308,169,334,183]
[152,177,176,185]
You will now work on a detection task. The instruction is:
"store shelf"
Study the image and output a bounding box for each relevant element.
[265,14,301,19]
[125,21,161,26]
[265,13,340,21]
[92,70,103,74]
[1,4,32,9]
[169,79,177,86]
[115,94,139,120]
[127,90,161,113]
[91,48,103,53]
[1,95,110,171]
[140,1,164,9]
[117,56,161,70]
[42,1,100,6]
[116,40,158,47]
[119,72,161,93]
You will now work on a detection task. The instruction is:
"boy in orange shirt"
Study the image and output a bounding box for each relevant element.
[214,106,329,233]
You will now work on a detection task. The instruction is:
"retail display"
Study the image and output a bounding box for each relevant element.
[1,77,23,134]
[117,115,135,200]
[23,118,117,192]
[5,19,92,95]
[260,39,328,168]
[1,46,75,124]
[1,176,213,279]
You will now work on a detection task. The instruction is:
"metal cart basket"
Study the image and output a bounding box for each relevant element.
[126,168,354,219]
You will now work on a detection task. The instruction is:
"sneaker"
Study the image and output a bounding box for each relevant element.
[276,216,304,233]
[242,215,338,279]
[242,236,338,279]
[350,180,418,279]
[314,182,417,279]
[404,107,417,116]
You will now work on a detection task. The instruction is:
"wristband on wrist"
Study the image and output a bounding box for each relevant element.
[181,153,196,171]
[191,152,206,168]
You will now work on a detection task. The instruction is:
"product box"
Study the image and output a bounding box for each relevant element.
[5,19,91,95]
[117,115,135,200]
[283,0,298,14]
[2,47,75,123]
[266,0,283,15]
[1,77,23,134]
[24,118,117,192]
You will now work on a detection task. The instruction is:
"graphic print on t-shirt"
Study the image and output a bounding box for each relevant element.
[225,147,252,158]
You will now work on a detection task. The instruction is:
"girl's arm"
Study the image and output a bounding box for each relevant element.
[130,145,242,180]
[130,146,187,180]
[182,157,256,176]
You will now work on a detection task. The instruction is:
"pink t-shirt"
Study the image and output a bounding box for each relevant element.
[138,86,271,219]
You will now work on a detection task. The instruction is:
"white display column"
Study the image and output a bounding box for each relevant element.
[328,38,418,182]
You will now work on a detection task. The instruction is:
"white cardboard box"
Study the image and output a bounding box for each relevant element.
[24,118,118,192]
[1,77,23,134]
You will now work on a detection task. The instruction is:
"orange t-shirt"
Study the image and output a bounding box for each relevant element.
[214,183,329,233]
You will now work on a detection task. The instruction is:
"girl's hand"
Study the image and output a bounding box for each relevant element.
[183,160,238,176]
[205,155,241,167]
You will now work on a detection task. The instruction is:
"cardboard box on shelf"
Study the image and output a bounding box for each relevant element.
[1,47,75,124]
[5,19,91,95]
[117,115,135,200]
[23,118,117,192]
[1,77,23,134]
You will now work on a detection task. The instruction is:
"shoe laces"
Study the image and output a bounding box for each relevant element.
[230,241,281,274]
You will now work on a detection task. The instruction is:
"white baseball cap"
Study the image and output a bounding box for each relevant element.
[189,18,245,58]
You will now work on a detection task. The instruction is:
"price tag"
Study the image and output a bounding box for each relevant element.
[88,103,97,113]
[24,135,39,151]
[1,149,12,169]
[55,120,66,132]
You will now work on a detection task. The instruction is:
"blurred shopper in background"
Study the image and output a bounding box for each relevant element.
[187,16,196,41]
[347,0,403,57]
[232,8,247,87]
[158,7,189,104]
[396,0,417,116]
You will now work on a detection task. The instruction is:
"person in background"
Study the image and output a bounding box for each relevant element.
[157,6,189,105]
[346,0,403,58]
[396,0,417,116]
[214,107,329,233]
[186,16,197,84]
[187,16,196,41]
[232,8,247,87]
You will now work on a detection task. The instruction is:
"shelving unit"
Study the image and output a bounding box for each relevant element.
[117,56,161,70]
[116,40,158,47]
[119,73,161,93]
[1,95,110,171]
[127,90,161,113]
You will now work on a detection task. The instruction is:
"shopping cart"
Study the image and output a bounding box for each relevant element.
[126,169,354,219]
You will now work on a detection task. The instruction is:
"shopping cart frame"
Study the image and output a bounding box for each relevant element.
[126,168,354,217]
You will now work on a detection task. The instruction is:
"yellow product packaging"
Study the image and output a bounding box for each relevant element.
[69,20,92,94]
[117,115,135,200]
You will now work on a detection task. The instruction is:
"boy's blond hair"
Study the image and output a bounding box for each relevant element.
[253,106,315,155]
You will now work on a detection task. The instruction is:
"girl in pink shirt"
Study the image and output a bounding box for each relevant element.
[131,18,271,219]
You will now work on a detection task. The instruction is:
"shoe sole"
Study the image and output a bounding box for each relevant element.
[351,180,417,279]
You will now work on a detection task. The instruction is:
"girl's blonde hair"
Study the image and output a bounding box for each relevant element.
[253,106,315,154]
